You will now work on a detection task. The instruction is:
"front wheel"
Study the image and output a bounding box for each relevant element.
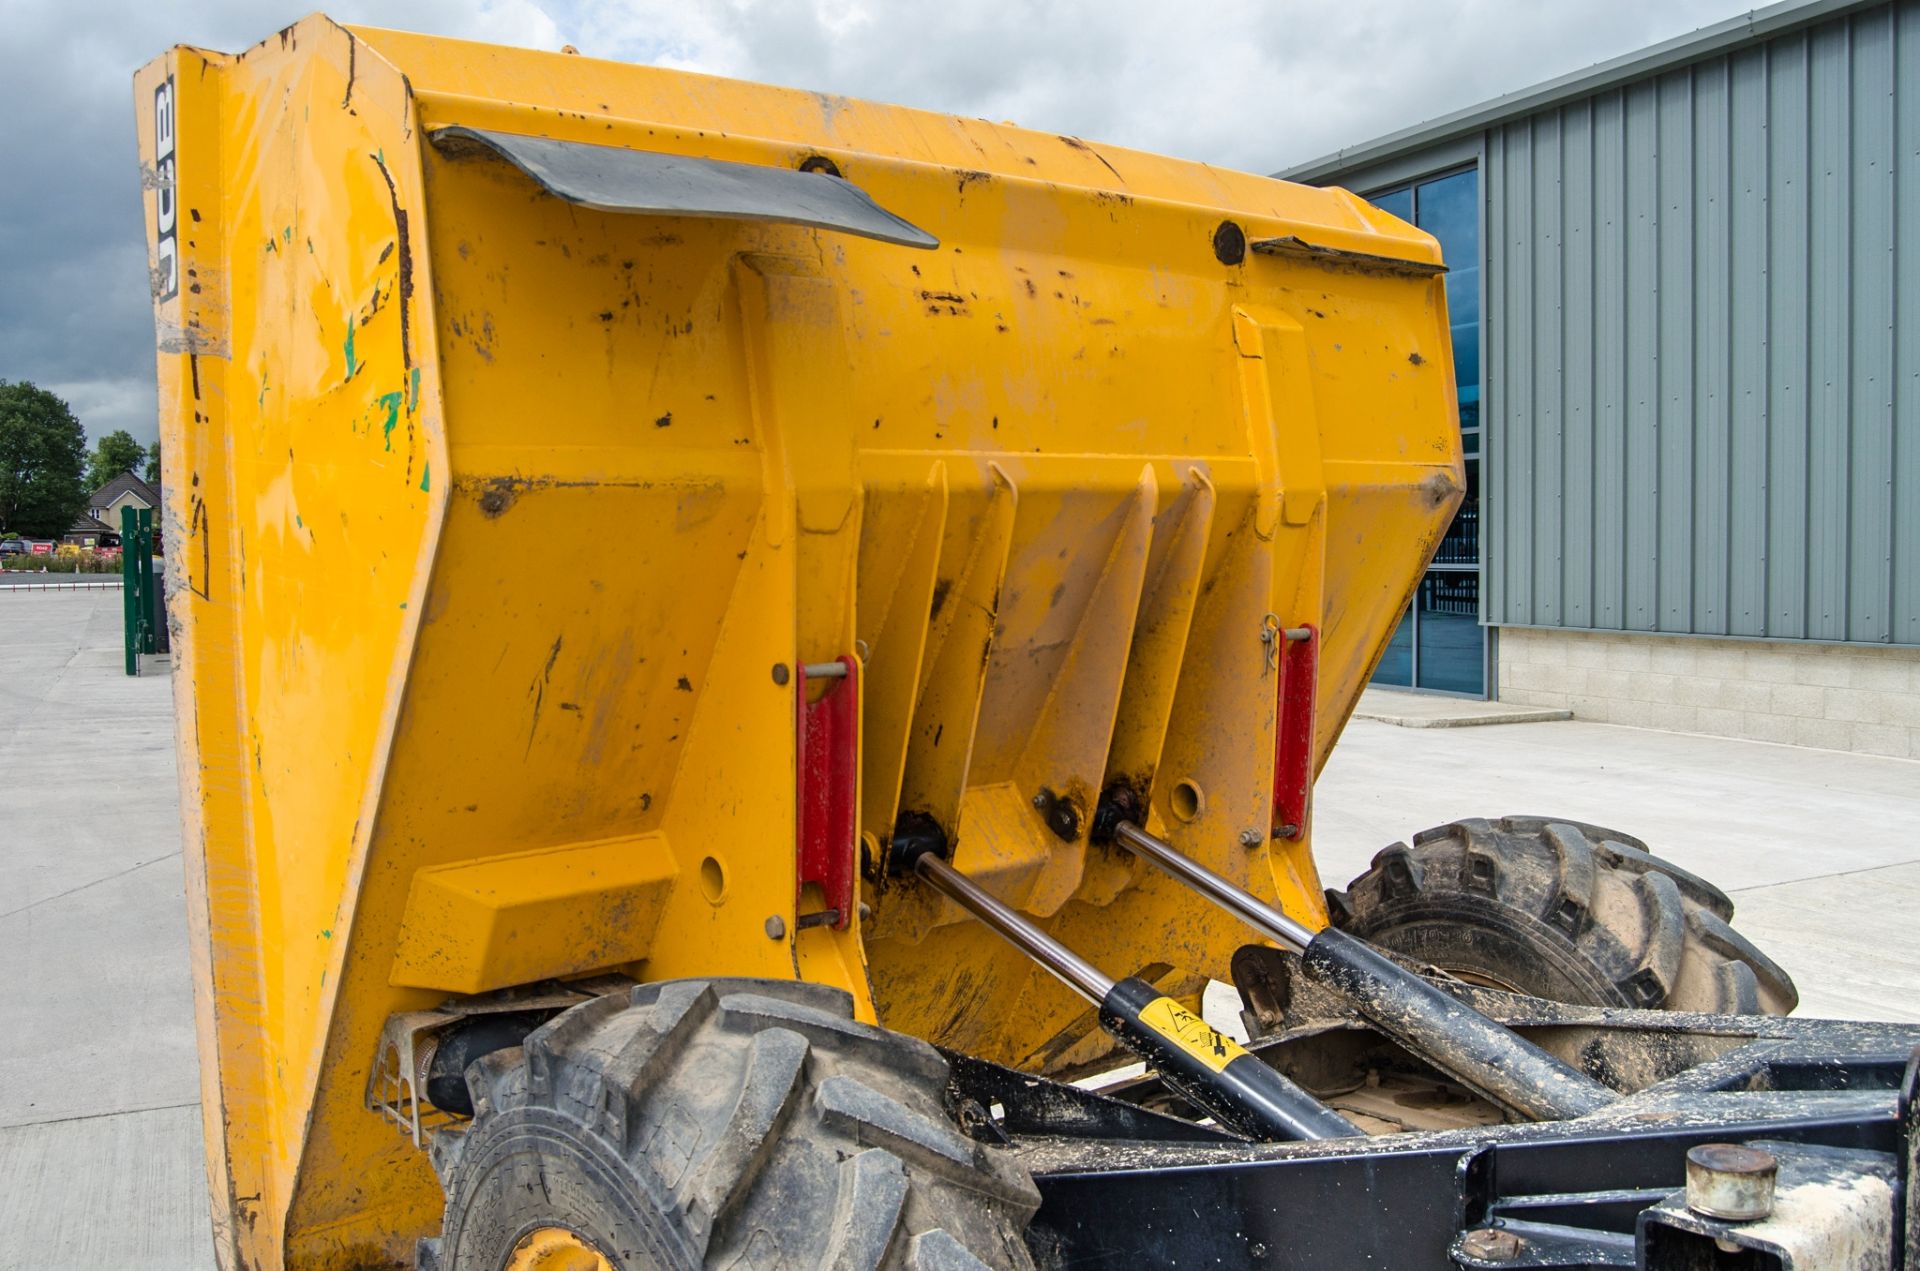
[422,978,1040,1270]
[1328,816,1797,1015]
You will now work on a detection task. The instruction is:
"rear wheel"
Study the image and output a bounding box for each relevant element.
[421,977,1039,1270]
[1328,816,1796,1015]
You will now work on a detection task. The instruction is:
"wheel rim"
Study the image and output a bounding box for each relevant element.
[504,1227,616,1271]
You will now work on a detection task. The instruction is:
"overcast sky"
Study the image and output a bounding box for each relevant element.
[4,0,1757,448]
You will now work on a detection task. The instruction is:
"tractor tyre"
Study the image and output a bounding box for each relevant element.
[1328,816,1797,1015]
[421,977,1040,1271]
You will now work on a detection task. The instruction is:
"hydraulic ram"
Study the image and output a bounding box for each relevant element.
[1112,821,1615,1122]
[912,852,1359,1141]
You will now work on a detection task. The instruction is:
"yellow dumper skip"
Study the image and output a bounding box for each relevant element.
[136,16,1459,1267]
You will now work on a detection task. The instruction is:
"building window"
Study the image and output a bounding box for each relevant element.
[1366,166,1484,696]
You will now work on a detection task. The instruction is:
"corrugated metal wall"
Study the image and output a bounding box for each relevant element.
[1484,0,1920,644]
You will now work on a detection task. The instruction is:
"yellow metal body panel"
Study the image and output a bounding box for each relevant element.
[137,16,1460,1268]
[390,836,678,994]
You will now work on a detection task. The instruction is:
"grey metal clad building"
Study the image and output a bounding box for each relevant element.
[1279,0,1920,759]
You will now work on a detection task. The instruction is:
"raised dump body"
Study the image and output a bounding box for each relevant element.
[138,16,1459,1267]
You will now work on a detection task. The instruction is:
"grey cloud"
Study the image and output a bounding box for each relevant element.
[562,0,1758,173]
[0,0,557,445]
[5,0,1750,446]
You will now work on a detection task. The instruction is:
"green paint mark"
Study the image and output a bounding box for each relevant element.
[343,324,357,378]
[320,929,332,939]
[264,238,277,254]
[407,365,421,412]
[377,391,403,450]
[283,225,292,243]
[295,514,304,530]
[257,368,270,408]
[420,462,431,493]
[399,601,409,610]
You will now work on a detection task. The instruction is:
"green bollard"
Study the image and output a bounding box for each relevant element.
[121,506,141,675]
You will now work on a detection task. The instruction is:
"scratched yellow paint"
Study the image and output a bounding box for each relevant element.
[138,15,1460,1268]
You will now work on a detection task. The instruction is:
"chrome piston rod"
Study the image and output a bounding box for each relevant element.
[1111,820,1616,1122]
[1114,822,1316,952]
[914,854,1112,1004]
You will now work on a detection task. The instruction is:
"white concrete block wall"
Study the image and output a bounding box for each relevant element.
[1497,629,1920,759]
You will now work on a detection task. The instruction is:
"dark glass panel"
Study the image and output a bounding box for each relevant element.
[1413,168,1478,262]
[1434,460,1479,564]
[1366,166,1485,697]
[1445,266,1480,327]
[1415,571,1484,694]
[1370,186,1414,221]
[1374,604,1414,686]
[1458,386,1480,437]
[1449,316,1480,388]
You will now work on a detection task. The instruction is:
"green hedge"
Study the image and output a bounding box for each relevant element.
[0,549,124,574]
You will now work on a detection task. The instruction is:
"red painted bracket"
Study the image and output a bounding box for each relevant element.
[1270,624,1317,841]
[796,655,859,929]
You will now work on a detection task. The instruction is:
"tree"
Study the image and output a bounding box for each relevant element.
[87,429,148,491]
[0,381,88,539]
[145,439,162,483]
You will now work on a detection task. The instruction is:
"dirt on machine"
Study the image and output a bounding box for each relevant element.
[136,15,1915,1270]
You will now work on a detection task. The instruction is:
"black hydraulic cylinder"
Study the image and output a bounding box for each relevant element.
[1300,926,1615,1121]
[911,851,1358,1141]
[1110,820,1615,1122]
[1099,975,1361,1141]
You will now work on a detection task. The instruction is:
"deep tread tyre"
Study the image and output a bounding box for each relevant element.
[427,978,1039,1270]
[1328,817,1796,1015]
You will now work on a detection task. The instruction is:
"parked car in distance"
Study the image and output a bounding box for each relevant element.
[0,539,28,555]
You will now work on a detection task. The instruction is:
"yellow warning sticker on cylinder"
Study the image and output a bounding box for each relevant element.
[1137,995,1247,1073]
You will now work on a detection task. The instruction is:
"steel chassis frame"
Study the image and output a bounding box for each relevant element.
[947,974,1920,1269]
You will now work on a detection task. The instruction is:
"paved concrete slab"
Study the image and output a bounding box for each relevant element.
[0,1105,212,1270]
[1312,714,1920,1021]
[1723,860,1920,1022]
[1352,686,1572,728]
[2,589,1917,1268]
[0,590,206,1267]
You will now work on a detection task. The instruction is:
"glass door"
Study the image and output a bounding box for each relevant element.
[1364,167,1484,696]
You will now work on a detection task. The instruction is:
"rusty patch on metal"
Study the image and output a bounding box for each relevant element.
[476,477,527,517]
[1250,234,1447,279]
[369,151,415,370]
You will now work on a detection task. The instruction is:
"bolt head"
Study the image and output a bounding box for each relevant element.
[1458,1227,1522,1262]
[1239,828,1263,848]
[1032,792,1049,808]
[763,914,787,940]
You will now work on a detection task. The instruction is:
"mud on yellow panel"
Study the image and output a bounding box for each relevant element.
[139,15,1459,1268]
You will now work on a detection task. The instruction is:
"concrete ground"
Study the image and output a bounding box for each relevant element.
[0,590,208,1269]
[1312,703,1920,1023]
[1349,685,1571,728]
[1,589,1915,1267]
